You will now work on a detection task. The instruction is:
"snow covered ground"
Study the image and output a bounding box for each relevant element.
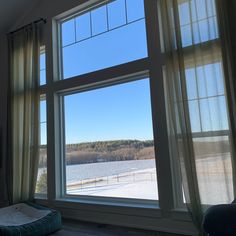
[38,156,234,203]
[67,168,159,200]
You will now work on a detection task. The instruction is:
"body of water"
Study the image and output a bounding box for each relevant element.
[38,159,156,184]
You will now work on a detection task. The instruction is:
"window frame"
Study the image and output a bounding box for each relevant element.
[35,46,48,198]
[34,0,227,234]
[41,0,178,210]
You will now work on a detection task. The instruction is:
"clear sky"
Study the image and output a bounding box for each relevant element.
[40,0,228,145]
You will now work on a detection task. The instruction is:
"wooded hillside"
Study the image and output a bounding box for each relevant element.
[38,138,230,168]
[39,140,154,167]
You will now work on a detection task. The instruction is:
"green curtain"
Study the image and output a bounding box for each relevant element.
[8,25,40,203]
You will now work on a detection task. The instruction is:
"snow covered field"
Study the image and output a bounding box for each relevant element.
[65,159,158,199]
[67,167,158,200]
[38,155,234,203]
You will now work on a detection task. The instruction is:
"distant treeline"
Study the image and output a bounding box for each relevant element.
[39,140,154,167]
[38,139,230,168]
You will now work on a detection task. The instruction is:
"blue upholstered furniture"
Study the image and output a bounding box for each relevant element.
[203,201,236,236]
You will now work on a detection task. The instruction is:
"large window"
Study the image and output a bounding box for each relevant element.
[38,0,232,224]
[58,0,159,202]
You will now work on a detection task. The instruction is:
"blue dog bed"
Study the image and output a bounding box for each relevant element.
[0,202,61,235]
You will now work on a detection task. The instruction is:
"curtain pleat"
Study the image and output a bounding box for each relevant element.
[8,25,40,203]
[215,0,236,198]
[161,0,235,235]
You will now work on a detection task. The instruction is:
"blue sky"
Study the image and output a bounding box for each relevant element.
[64,79,154,144]
[40,0,228,145]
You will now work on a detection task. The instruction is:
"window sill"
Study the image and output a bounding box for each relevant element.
[35,197,197,235]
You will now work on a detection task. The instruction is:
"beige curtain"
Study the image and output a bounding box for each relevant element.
[216,0,236,197]
[8,25,40,203]
[160,0,234,234]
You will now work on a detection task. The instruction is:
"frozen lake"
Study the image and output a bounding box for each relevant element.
[65,159,156,184]
[38,159,158,200]
[37,155,234,203]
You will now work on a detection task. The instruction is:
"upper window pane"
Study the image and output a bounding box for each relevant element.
[76,13,91,41]
[107,0,126,29]
[126,0,145,22]
[40,47,46,85]
[91,5,108,35]
[61,0,147,79]
[178,0,218,47]
[186,62,229,133]
[61,19,76,47]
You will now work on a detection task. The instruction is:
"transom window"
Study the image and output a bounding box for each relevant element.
[60,0,147,79]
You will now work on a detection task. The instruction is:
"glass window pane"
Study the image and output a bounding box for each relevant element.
[196,65,208,98]
[61,19,76,47]
[193,136,233,205]
[190,0,197,22]
[206,0,216,17]
[186,68,198,99]
[76,13,91,41]
[209,16,218,39]
[195,0,208,20]
[36,145,47,194]
[61,0,147,79]
[181,25,192,47]
[188,100,201,132]
[36,98,47,195]
[91,5,108,35]
[40,53,45,70]
[40,50,46,85]
[196,63,224,98]
[107,0,126,29]
[40,100,46,124]
[64,79,158,200]
[178,0,218,47]
[204,64,220,97]
[200,96,228,131]
[40,123,47,146]
[40,70,46,86]
[215,62,224,95]
[126,0,145,22]
[192,22,201,44]
[178,1,191,26]
[62,19,147,78]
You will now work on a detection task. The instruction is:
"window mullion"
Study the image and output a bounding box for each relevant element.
[45,20,63,201]
[144,0,175,215]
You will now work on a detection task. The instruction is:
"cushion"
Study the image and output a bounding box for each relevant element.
[0,202,61,236]
[203,204,236,236]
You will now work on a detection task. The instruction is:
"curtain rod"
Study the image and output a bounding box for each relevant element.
[8,18,47,35]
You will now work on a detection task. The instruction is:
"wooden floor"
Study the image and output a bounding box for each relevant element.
[51,219,184,236]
